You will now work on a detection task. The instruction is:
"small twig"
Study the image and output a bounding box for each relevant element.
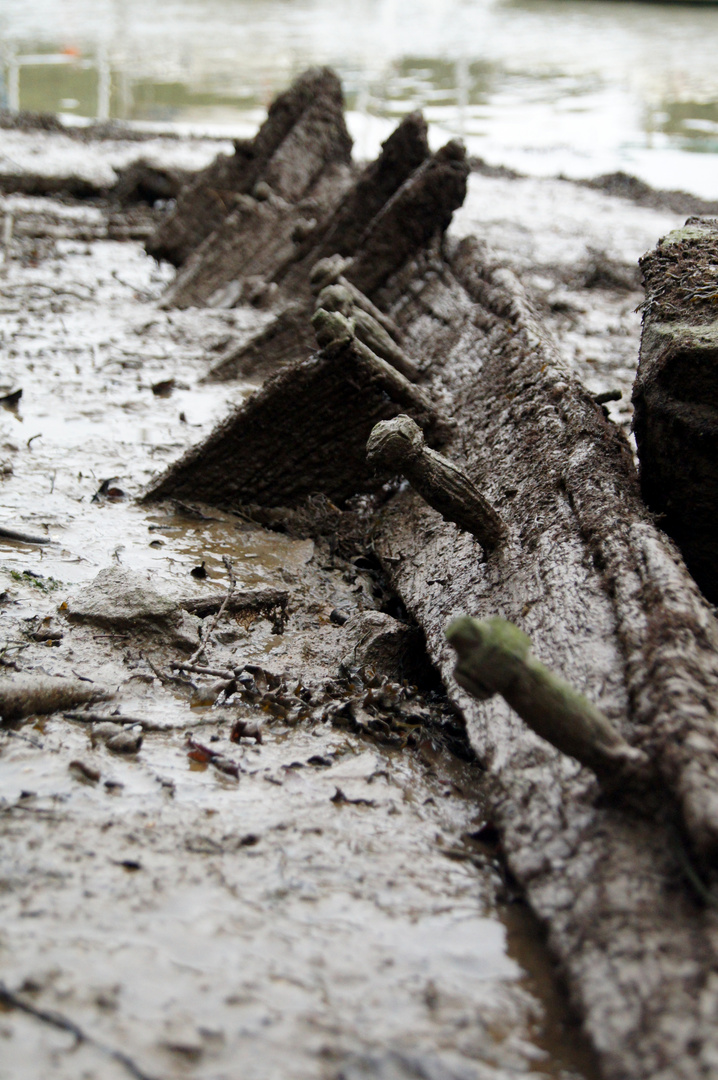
[2,728,44,748]
[143,654,195,689]
[178,587,288,618]
[187,556,236,666]
[0,524,50,545]
[110,269,137,291]
[71,669,95,683]
[0,982,162,1080]
[172,663,235,679]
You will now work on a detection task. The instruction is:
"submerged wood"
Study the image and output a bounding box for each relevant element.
[342,140,469,298]
[146,67,352,268]
[309,256,402,337]
[143,310,444,510]
[633,217,718,603]
[156,68,443,310]
[364,237,718,1080]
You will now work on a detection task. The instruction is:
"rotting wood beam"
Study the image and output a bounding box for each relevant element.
[146,67,353,268]
[633,217,718,604]
[201,128,466,383]
[143,309,445,511]
[365,235,718,1080]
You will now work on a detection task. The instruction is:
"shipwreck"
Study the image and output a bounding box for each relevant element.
[142,67,718,1080]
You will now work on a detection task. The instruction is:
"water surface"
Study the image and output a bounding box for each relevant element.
[2,0,718,195]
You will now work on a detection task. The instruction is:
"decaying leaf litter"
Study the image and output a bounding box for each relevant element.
[1,69,716,1080]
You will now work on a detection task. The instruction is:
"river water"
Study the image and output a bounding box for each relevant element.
[1,0,718,197]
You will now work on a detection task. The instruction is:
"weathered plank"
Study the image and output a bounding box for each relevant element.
[202,125,462,382]
[273,110,430,302]
[160,164,352,310]
[365,236,718,1080]
[205,302,316,383]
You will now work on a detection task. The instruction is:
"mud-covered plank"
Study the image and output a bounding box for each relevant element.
[206,303,317,383]
[202,135,469,381]
[367,237,718,1080]
[160,164,351,310]
[273,111,431,301]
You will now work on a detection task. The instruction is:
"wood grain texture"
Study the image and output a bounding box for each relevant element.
[368,237,718,1080]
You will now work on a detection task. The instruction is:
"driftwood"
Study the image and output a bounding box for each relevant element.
[161,165,352,310]
[633,217,718,603]
[178,586,288,619]
[0,675,113,721]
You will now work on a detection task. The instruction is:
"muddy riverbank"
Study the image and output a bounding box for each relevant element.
[0,112,703,1080]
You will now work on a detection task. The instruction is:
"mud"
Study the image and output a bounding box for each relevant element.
[579,171,718,219]
[0,96,697,1080]
[0,165,607,1080]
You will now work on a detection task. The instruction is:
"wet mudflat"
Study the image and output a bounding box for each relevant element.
[0,125,692,1080]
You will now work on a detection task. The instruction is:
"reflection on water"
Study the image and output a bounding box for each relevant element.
[1,0,717,194]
